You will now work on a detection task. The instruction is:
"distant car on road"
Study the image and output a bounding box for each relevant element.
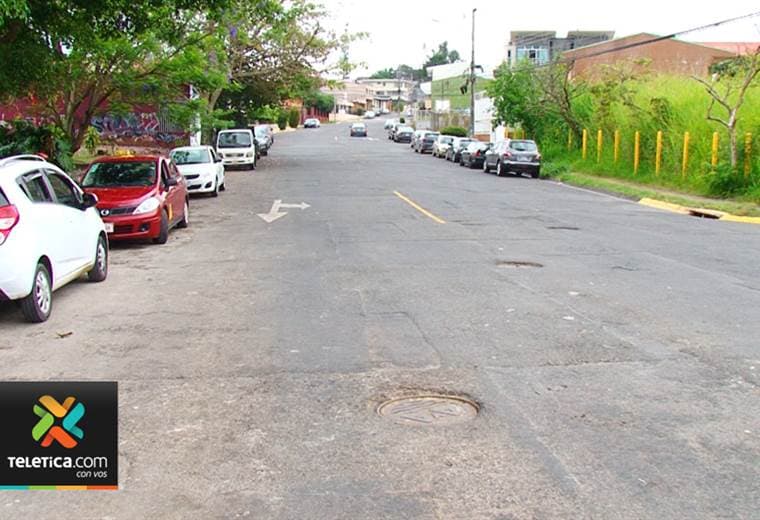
[446,137,475,163]
[304,118,321,128]
[0,155,107,322]
[170,145,225,197]
[82,155,189,244]
[364,111,376,119]
[414,131,440,154]
[350,123,367,137]
[432,135,455,158]
[393,126,415,143]
[460,141,492,169]
[483,139,542,178]
[254,125,274,155]
[383,119,397,130]
[216,129,257,170]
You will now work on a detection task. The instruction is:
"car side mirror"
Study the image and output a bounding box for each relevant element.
[165,177,178,188]
[82,192,98,209]
[216,157,223,163]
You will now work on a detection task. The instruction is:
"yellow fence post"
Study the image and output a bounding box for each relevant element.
[745,132,753,179]
[682,131,690,179]
[634,131,640,175]
[711,132,719,168]
[582,129,588,160]
[567,128,572,150]
[613,130,621,163]
[596,129,603,163]
[655,130,663,176]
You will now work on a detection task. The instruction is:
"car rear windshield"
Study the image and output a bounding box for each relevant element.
[254,127,270,137]
[510,140,538,152]
[171,149,210,165]
[82,161,157,188]
[439,136,454,144]
[218,132,252,148]
[398,127,414,132]
[424,133,439,138]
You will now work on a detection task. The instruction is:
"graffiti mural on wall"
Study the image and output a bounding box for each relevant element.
[90,112,185,146]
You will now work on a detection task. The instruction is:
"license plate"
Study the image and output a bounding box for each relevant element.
[518,156,530,162]
[104,223,114,233]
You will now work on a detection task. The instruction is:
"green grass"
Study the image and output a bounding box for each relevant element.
[431,77,493,110]
[543,169,760,217]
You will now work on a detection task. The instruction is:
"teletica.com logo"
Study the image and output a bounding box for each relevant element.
[32,396,85,448]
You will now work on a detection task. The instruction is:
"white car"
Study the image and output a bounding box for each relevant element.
[432,135,455,158]
[0,155,108,322]
[216,129,256,169]
[364,111,376,119]
[170,146,225,197]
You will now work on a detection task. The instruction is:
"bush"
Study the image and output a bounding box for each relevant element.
[440,126,467,137]
[277,112,288,130]
[288,108,301,129]
[399,117,405,124]
[705,164,752,197]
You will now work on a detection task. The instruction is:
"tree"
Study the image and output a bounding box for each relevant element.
[0,0,230,153]
[423,41,461,72]
[694,49,760,168]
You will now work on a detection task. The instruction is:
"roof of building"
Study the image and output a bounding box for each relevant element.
[562,33,736,59]
[698,42,760,55]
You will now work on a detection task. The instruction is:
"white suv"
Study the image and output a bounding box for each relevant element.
[0,155,108,322]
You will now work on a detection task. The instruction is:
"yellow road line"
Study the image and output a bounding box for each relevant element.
[393,191,446,224]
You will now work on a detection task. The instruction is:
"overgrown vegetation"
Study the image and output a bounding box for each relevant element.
[488,56,760,202]
[440,126,467,137]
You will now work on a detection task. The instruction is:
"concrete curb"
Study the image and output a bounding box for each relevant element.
[639,198,760,225]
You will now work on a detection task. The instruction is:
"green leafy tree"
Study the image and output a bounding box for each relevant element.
[423,41,461,74]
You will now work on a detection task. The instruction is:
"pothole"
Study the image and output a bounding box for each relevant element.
[377,395,479,425]
[687,209,721,220]
[495,260,544,268]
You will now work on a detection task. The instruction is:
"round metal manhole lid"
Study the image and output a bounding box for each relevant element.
[377,395,479,425]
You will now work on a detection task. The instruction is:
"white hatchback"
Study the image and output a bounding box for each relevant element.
[170,146,225,196]
[0,155,108,322]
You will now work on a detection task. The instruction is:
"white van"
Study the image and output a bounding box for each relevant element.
[216,129,257,169]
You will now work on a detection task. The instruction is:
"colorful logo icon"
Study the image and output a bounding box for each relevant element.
[32,396,85,448]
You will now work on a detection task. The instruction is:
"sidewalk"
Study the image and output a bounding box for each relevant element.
[550,171,760,223]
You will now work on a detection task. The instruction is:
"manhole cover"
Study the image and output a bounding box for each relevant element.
[377,395,479,425]
[496,260,544,268]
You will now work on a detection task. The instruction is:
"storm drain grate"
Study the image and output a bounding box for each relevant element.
[495,260,544,268]
[377,395,479,425]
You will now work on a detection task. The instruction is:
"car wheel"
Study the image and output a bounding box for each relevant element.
[483,160,490,173]
[211,178,219,197]
[532,170,540,179]
[20,262,52,323]
[219,180,226,191]
[153,210,170,244]
[177,200,189,229]
[87,234,108,283]
[496,161,503,177]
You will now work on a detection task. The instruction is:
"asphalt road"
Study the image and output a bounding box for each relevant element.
[1,118,759,519]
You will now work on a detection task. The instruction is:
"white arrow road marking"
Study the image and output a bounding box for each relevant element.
[257,200,310,223]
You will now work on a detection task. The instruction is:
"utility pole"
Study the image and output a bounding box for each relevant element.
[470,8,477,137]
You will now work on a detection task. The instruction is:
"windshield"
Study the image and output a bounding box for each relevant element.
[458,139,474,148]
[398,127,414,133]
[171,149,210,165]
[510,140,538,152]
[424,133,439,138]
[82,161,156,188]
[217,132,252,148]
[254,127,269,137]
[439,136,454,144]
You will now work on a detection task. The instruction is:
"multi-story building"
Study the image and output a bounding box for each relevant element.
[321,78,417,114]
[507,30,614,66]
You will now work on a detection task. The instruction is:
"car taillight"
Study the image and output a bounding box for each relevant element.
[504,152,513,159]
[0,205,19,245]
[535,153,542,160]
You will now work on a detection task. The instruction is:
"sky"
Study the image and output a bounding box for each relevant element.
[319,0,760,77]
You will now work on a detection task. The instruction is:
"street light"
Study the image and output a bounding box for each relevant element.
[470,8,477,138]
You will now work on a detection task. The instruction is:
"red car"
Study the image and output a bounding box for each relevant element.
[81,155,189,244]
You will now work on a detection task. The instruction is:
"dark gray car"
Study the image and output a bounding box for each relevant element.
[483,139,541,178]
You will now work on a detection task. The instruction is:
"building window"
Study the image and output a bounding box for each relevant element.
[516,47,549,65]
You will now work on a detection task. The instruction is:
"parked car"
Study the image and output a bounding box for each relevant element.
[414,131,440,154]
[0,155,108,322]
[383,119,397,130]
[81,155,189,245]
[350,123,367,137]
[364,111,376,119]
[446,137,475,162]
[393,126,415,143]
[460,141,492,169]
[410,130,426,149]
[254,125,274,155]
[387,122,403,140]
[432,135,455,158]
[483,139,542,178]
[170,146,225,197]
[216,129,257,170]
[304,118,321,128]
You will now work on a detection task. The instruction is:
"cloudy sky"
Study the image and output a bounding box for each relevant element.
[319,0,760,76]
